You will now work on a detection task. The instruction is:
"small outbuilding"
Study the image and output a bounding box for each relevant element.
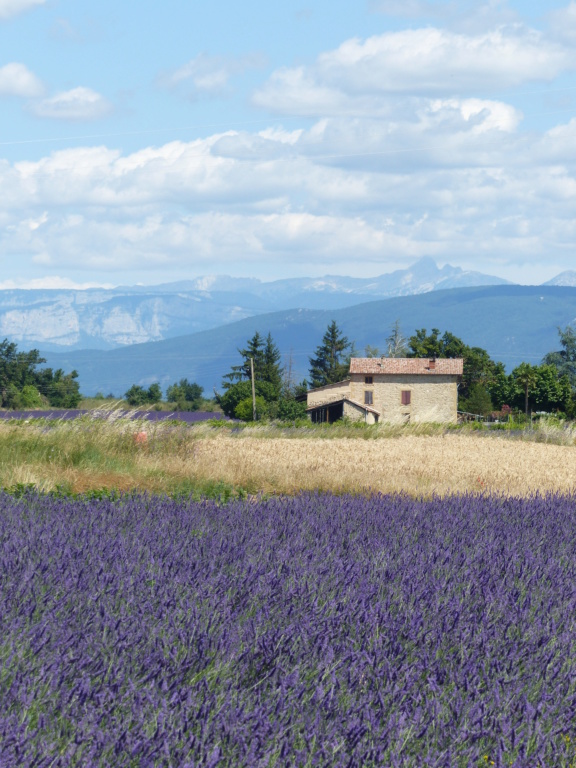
[306,357,463,424]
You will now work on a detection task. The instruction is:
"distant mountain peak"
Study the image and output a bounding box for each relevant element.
[543,271,576,287]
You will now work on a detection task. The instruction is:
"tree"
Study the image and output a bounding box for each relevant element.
[147,383,162,404]
[511,362,539,418]
[0,340,52,406]
[308,321,351,389]
[218,380,277,419]
[262,333,283,394]
[460,383,493,416]
[386,320,408,358]
[276,397,307,421]
[124,385,148,406]
[510,363,570,415]
[166,379,204,410]
[486,365,513,410]
[222,331,283,396]
[222,331,266,389]
[20,385,44,408]
[407,328,501,400]
[235,395,268,421]
[542,325,576,389]
[124,382,162,407]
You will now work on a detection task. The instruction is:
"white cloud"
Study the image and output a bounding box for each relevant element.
[0,62,44,97]
[0,276,115,289]
[160,52,265,98]
[254,26,572,115]
[30,87,112,120]
[0,0,45,21]
[1,94,576,282]
[549,1,576,43]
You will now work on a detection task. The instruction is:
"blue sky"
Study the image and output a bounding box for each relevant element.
[1,0,576,288]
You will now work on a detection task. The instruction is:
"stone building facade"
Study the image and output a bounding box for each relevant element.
[306,357,463,424]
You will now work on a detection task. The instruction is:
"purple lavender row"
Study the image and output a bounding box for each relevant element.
[2,491,576,766]
[0,410,228,422]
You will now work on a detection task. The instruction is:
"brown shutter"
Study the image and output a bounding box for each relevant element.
[401,390,411,405]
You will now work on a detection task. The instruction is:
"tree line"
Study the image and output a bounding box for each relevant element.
[0,340,81,409]
[3,320,575,419]
[216,321,576,421]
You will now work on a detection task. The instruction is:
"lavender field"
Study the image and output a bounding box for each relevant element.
[2,491,576,767]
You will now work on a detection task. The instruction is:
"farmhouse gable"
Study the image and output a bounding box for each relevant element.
[307,357,463,424]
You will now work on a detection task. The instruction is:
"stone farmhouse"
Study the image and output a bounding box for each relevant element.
[306,357,464,424]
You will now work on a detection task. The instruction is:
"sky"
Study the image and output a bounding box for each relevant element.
[1,0,576,289]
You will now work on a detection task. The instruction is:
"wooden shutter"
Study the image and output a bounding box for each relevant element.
[401,390,411,405]
[364,391,373,405]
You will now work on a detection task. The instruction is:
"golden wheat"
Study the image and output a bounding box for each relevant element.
[183,434,576,496]
[2,416,576,496]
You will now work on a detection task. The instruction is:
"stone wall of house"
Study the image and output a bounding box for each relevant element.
[342,400,378,425]
[349,374,458,424]
[307,381,350,408]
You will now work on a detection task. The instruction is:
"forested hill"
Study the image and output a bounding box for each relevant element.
[39,285,576,397]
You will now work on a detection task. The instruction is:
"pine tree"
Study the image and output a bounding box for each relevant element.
[221,331,283,399]
[222,331,266,389]
[308,321,351,389]
[261,333,283,395]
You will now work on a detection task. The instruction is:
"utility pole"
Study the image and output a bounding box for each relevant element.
[250,357,256,421]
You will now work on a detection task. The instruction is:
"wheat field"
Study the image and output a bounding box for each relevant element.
[186,433,576,496]
[2,416,576,496]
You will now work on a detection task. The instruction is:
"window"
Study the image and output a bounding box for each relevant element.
[401,390,411,406]
[364,391,373,405]
[364,376,373,384]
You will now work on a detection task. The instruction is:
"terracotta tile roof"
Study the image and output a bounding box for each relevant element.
[349,357,464,375]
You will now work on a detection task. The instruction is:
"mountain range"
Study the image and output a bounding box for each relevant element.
[39,285,576,397]
[0,258,510,351]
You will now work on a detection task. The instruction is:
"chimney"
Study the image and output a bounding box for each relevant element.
[429,358,436,370]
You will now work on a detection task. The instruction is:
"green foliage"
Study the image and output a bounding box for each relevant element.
[0,340,45,394]
[218,380,277,418]
[124,385,148,406]
[407,328,502,399]
[542,325,576,390]
[222,331,283,397]
[510,363,570,414]
[262,333,283,394]
[42,369,81,408]
[0,339,80,409]
[308,321,351,389]
[20,385,44,408]
[234,395,269,421]
[276,398,307,421]
[146,383,162,404]
[165,379,204,410]
[124,383,162,406]
[460,383,493,416]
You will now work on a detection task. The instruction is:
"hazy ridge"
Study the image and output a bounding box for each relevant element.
[38,285,576,396]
